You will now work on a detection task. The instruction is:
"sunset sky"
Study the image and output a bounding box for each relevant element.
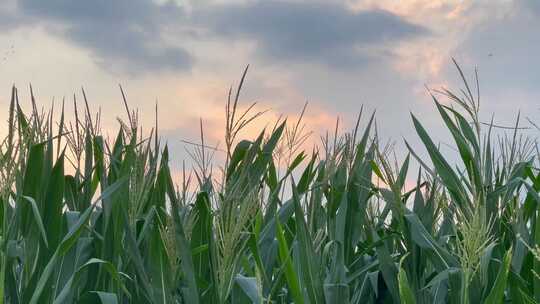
[0,0,538,171]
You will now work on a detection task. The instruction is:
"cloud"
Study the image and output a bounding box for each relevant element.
[455,1,540,96]
[4,0,429,73]
[196,1,429,68]
[0,1,23,30]
[17,0,193,74]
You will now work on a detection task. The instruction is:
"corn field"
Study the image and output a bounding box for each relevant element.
[1,63,539,303]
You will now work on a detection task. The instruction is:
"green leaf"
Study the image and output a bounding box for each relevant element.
[29,178,127,304]
[398,254,416,304]
[54,258,130,304]
[21,196,48,248]
[162,147,201,304]
[235,274,262,304]
[276,216,304,304]
[292,184,323,304]
[484,248,513,304]
[410,114,471,217]
[79,291,118,304]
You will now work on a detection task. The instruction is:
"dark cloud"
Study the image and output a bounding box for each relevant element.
[4,0,429,73]
[17,0,193,74]
[197,1,428,68]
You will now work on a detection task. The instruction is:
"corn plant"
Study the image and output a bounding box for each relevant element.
[0,62,540,303]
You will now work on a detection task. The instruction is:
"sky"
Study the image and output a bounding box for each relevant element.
[0,0,538,175]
